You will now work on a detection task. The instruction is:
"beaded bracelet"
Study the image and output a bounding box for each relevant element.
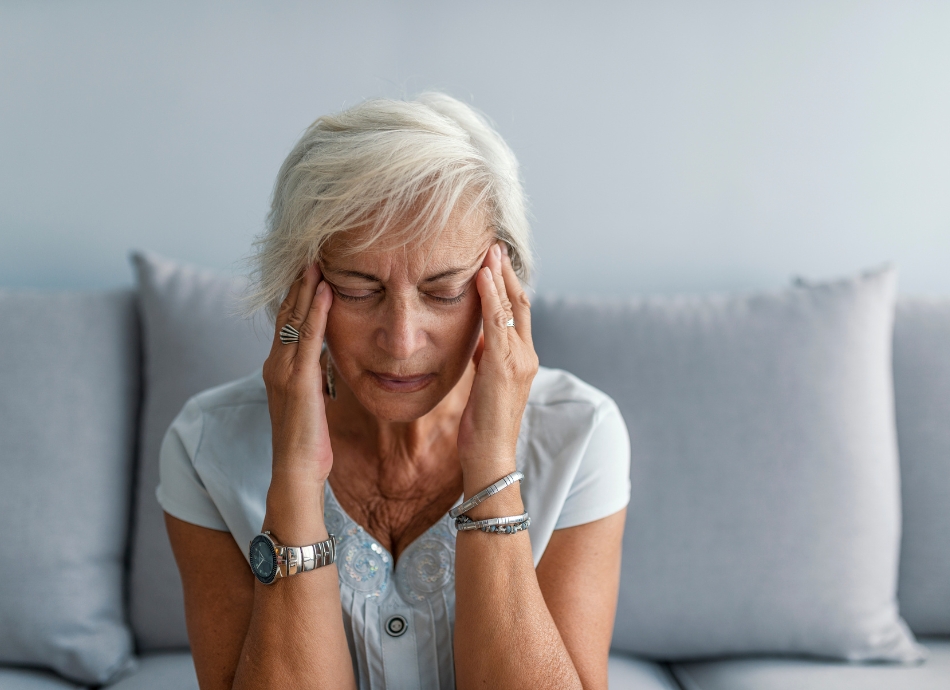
[455,512,531,534]
[449,471,524,519]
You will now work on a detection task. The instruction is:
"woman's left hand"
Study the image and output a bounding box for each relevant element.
[457,241,539,493]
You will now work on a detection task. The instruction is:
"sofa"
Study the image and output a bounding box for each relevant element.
[1,251,948,690]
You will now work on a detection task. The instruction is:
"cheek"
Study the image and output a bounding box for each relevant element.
[325,298,482,363]
[435,302,483,361]
[324,303,372,360]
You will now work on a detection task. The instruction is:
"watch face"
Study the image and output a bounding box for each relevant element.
[250,534,277,584]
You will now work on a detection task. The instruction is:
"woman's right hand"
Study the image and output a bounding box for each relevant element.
[262,263,334,499]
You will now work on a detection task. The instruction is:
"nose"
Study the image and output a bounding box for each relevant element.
[376,296,427,361]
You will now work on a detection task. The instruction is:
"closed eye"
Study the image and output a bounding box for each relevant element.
[328,282,468,305]
[330,285,380,302]
[426,290,467,305]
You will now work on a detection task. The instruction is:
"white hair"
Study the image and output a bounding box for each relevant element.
[244,92,533,320]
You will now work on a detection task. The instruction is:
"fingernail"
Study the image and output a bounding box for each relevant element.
[492,244,501,259]
[317,281,327,294]
[500,243,509,256]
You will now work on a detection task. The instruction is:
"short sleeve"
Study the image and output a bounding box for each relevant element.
[554,399,631,529]
[155,398,229,532]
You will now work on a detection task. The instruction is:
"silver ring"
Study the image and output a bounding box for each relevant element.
[505,318,515,328]
[279,324,300,344]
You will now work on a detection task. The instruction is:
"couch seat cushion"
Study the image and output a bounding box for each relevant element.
[0,667,87,690]
[105,653,197,690]
[608,654,680,689]
[671,637,950,690]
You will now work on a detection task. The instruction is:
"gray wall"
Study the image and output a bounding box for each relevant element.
[2,1,949,296]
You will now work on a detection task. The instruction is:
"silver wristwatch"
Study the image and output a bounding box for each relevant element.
[248,530,337,585]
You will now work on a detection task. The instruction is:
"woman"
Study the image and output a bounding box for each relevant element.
[158,92,630,690]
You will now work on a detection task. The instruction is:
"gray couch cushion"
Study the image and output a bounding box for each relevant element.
[0,667,87,690]
[608,654,680,689]
[0,291,138,684]
[532,267,921,662]
[128,252,271,650]
[106,653,197,690]
[894,299,950,635]
[670,637,950,690]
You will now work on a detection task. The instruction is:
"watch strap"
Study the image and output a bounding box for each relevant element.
[281,535,337,576]
[276,534,337,578]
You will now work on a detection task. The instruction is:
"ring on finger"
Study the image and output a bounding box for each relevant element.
[279,323,300,344]
[505,318,516,328]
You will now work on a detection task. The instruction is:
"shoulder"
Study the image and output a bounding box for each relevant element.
[519,367,630,557]
[526,365,621,430]
[185,368,268,415]
[165,369,270,469]
[159,370,271,538]
[520,367,627,474]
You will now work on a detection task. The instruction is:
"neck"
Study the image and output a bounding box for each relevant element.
[325,357,474,496]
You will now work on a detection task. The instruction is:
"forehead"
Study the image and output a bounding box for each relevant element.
[321,205,493,279]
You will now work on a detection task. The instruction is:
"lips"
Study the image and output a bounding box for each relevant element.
[369,371,435,393]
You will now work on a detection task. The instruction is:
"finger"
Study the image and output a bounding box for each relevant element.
[487,243,514,325]
[476,265,511,358]
[271,271,307,350]
[286,263,320,330]
[296,279,333,370]
[499,245,532,345]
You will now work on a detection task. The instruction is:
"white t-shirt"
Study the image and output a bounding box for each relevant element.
[157,365,630,690]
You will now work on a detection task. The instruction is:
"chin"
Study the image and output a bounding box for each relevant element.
[360,393,444,423]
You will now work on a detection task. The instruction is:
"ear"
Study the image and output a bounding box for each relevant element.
[472,331,485,367]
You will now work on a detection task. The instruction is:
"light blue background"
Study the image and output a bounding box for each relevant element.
[2,1,949,296]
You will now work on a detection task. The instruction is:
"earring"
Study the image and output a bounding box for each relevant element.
[326,356,337,400]
[320,341,337,400]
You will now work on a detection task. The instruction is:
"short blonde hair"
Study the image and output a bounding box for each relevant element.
[245,92,532,320]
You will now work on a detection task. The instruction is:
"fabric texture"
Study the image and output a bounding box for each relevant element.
[607,654,681,690]
[893,298,950,635]
[671,637,950,690]
[156,366,631,690]
[106,653,198,690]
[128,251,272,650]
[531,266,922,662]
[0,667,88,690]
[0,291,138,684]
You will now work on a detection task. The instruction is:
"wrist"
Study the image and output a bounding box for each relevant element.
[458,463,524,521]
[264,477,329,544]
[460,457,517,496]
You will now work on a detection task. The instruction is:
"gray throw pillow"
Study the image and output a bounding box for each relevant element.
[893,298,950,635]
[531,267,923,662]
[128,251,271,650]
[0,290,138,684]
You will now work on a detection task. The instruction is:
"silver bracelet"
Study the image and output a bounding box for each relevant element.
[455,511,528,530]
[456,513,531,534]
[449,471,524,519]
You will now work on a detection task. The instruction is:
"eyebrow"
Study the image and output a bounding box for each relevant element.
[323,266,474,284]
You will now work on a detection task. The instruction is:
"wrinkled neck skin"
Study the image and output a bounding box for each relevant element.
[324,352,476,500]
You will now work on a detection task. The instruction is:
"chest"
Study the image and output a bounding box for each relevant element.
[328,442,464,561]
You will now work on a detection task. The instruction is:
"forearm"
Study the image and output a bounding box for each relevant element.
[453,486,583,690]
[232,476,356,690]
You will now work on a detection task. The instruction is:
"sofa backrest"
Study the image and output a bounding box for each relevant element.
[530,292,950,643]
[0,289,139,684]
[128,252,271,650]
[892,298,950,634]
[120,257,950,651]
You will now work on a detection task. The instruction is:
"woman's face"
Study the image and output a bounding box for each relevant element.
[320,210,494,423]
